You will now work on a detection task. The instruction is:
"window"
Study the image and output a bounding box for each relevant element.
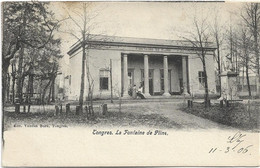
[100,70,109,90]
[198,71,205,89]
[128,72,133,88]
[141,69,144,86]
[160,69,164,91]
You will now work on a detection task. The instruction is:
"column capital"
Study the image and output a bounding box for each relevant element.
[123,54,128,57]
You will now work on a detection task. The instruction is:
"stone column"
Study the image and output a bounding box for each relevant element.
[144,55,150,97]
[182,56,188,95]
[123,54,130,98]
[163,56,171,96]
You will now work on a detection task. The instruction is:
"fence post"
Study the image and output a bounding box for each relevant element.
[15,103,20,113]
[76,105,81,115]
[23,105,26,113]
[102,104,107,115]
[220,100,223,108]
[89,105,93,115]
[84,106,88,114]
[226,100,230,107]
[55,105,59,116]
[28,104,31,113]
[59,104,62,115]
[66,103,70,116]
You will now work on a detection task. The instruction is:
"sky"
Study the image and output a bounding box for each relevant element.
[48,2,244,74]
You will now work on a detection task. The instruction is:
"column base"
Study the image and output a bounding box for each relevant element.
[162,92,171,97]
[182,92,190,96]
[144,93,151,97]
[122,93,131,99]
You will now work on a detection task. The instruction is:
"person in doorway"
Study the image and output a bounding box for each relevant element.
[137,83,145,99]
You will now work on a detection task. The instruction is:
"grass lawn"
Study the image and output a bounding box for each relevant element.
[3,108,182,131]
[179,102,260,131]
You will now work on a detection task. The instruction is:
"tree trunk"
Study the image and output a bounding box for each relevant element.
[246,64,251,97]
[11,73,16,104]
[254,16,259,75]
[39,78,43,103]
[2,70,7,105]
[6,73,10,103]
[47,81,52,103]
[15,7,27,104]
[27,74,31,103]
[16,44,24,103]
[79,38,86,110]
[42,79,52,104]
[242,64,245,92]
[51,76,55,102]
[28,74,33,103]
[20,74,26,102]
[254,31,259,95]
[216,48,221,96]
[202,56,209,107]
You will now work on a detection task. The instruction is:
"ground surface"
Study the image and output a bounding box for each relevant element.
[4,99,255,131]
[108,101,236,130]
[180,101,260,132]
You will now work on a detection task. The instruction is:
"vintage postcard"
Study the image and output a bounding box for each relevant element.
[1,1,260,167]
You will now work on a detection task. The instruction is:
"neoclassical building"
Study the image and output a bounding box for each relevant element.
[67,35,216,100]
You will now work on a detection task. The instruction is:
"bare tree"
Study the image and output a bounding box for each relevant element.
[63,2,102,115]
[241,3,260,95]
[182,16,212,107]
[210,12,225,96]
[236,26,253,97]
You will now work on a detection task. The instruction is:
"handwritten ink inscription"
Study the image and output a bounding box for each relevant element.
[209,131,253,155]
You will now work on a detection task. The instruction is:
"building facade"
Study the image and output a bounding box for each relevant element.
[67,35,217,100]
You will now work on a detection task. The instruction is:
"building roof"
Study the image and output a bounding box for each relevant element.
[68,34,217,56]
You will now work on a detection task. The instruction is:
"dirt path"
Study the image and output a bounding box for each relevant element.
[111,101,237,130]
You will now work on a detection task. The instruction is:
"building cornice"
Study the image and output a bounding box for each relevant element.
[67,35,217,56]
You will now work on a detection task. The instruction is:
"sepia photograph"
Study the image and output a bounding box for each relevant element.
[1,1,260,167]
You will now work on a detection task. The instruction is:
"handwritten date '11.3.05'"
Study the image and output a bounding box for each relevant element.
[209,131,253,155]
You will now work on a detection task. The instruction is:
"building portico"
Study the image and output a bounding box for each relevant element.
[121,53,189,97]
[67,34,216,100]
